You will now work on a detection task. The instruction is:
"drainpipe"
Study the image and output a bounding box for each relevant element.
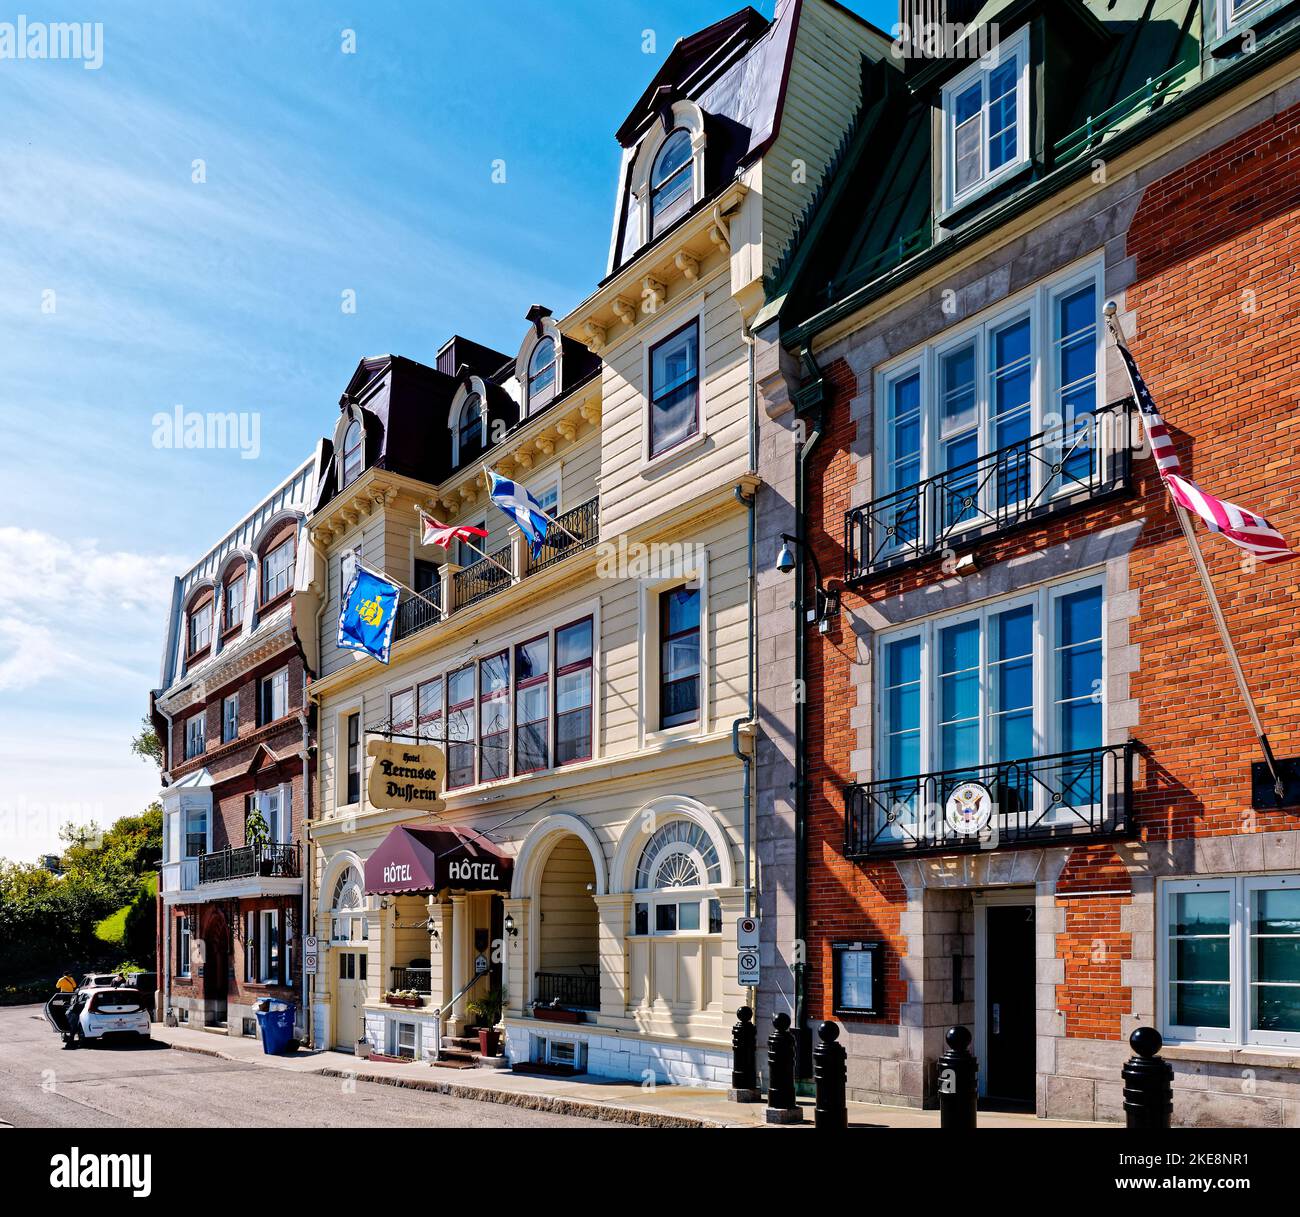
[299,703,311,1041]
[156,698,174,1019]
[793,342,826,1079]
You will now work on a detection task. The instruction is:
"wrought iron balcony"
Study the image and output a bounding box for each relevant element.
[527,496,599,575]
[389,966,432,995]
[534,969,599,1011]
[453,546,513,610]
[198,843,301,884]
[845,399,1135,580]
[394,586,442,642]
[844,743,1135,859]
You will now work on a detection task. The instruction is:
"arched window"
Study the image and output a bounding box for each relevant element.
[527,337,557,411]
[330,866,368,943]
[632,820,722,936]
[341,419,364,487]
[651,128,694,237]
[458,394,483,463]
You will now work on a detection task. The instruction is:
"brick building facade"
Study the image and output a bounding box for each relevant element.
[152,458,317,1037]
[754,0,1300,1125]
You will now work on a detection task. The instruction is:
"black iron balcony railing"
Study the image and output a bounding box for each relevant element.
[394,586,442,642]
[845,399,1136,580]
[527,497,599,575]
[454,546,513,610]
[844,743,1135,859]
[534,969,599,1011]
[198,842,301,884]
[389,966,432,994]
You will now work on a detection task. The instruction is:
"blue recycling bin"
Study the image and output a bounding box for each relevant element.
[255,1000,297,1055]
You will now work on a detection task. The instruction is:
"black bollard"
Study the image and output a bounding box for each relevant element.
[937,1025,978,1129]
[765,1012,803,1123]
[813,1021,848,1129]
[729,1006,761,1102]
[1122,1026,1173,1129]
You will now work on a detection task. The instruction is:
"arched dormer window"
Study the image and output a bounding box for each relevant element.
[527,337,557,411]
[651,128,694,236]
[341,419,364,487]
[458,394,484,463]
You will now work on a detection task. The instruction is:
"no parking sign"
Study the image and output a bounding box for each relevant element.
[737,916,760,987]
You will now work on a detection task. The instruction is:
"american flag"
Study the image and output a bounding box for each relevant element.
[418,509,487,550]
[1116,341,1294,564]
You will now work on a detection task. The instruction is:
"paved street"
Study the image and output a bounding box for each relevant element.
[0,1005,611,1129]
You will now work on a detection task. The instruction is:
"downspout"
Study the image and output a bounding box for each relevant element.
[299,703,311,1041]
[304,580,329,1046]
[155,697,174,1020]
[793,342,826,1079]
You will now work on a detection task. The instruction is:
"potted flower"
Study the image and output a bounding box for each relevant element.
[466,987,505,1056]
[245,804,272,874]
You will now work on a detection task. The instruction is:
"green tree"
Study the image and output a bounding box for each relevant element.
[130,716,163,767]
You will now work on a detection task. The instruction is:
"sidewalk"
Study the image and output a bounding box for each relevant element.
[153,1024,1104,1129]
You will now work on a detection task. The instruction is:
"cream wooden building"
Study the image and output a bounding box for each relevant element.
[295,0,889,1084]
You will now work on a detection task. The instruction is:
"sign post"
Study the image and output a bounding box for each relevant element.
[737,915,760,988]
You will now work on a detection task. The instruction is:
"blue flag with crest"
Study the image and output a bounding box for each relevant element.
[337,562,401,665]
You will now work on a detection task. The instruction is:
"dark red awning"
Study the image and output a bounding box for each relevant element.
[364,825,512,895]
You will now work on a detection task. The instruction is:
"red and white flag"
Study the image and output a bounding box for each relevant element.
[1116,342,1295,564]
[418,509,487,550]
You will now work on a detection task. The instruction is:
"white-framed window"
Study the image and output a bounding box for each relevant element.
[660,585,701,729]
[176,915,191,977]
[1218,0,1270,35]
[341,418,364,487]
[185,712,206,760]
[631,820,723,936]
[650,127,695,236]
[248,786,284,843]
[259,667,289,725]
[389,687,415,742]
[527,337,557,412]
[647,318,701,459]
[260,909,280,984]
[392,1020,418,1059]
[531,474,559,519]
[941,25,1030,210]
[183,805,208,858]
[330,867,368,944]
[344,711,361,805]
[224,573,245,633]
[457,394,484,465]
[189,601,213,654]
[1162,874,1300,1049]
[222,693,239,743]
[875,575,1105,826]
[877,261,1104,555]
[262,537,295,602]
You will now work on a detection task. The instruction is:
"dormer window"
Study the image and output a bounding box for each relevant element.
[527,338,557,412]
[341,419,364,487]
[459,394,484,462]
[941,27,1029,211]
[1218,0,1268,32]
[188,601,212,655]
[651,128,694,236]
[224,572,244,633]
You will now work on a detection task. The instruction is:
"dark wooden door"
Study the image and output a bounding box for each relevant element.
[985,903,1036,1106]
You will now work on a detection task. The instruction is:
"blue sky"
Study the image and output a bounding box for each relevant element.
[0,0,896,861]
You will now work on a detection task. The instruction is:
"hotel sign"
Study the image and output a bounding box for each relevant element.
[366,740,444,811]
[364,825,513,896]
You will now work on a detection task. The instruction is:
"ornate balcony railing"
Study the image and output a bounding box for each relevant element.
[845,743,1135,859]
[453,546,513,610]
[526,497,599,575]
[198,842,301,884]
[394,586,442,642]
[845,399,1135,580]
[389,966,432,995]
[534,969,599,1011]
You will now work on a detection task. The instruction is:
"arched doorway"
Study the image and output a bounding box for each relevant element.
[201,908,229,1029]
[535,836,600,1013]
[329,865,368,1051]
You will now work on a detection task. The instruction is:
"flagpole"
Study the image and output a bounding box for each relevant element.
[414,507,513,578]
[1104,306,1286,800]
[482,463,585,547]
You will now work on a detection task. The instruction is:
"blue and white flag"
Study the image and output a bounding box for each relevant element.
[337,561,401,665]
[485,469,551,559]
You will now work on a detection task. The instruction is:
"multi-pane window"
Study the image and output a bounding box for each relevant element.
[184,806,208,858]
[527,337,557,411]
[259,668,288,725]
[341,419,364,487]
[176,916,191,976]
[446,665,476,789]
[416,678,443,745]
[262,538,294,602]
[650,128,694,236]
[879,577,1103,781]
[247,909,282,984]
[515,636,550,773]
[942,26,1028,208]
[185,712,206,759]
[458,395,483,464]
[660,586,701,729]
[389,688,415,742]
[648,320,700,458]
[345,713,361,805]
[224,573,244,632]
[479,652,510,782]
[555,618,594,765]
[632,820,723,937]
[879,267,1101,553]
[222,693,239,743]
[1163,875,1300,1049]
[459,520,488,570]
[189,601,212,654]
[1221,0,1269,33]
[248,787,283,843]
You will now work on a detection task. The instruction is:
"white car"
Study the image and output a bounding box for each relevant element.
[64,986,151,1047]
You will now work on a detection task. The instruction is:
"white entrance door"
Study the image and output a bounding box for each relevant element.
[334,950,367,1050]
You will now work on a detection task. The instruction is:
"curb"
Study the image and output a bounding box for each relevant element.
[161,1038,728,1129]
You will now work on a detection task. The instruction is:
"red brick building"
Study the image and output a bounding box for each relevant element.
[753,0,1300,1124]
[152,457,317,1037]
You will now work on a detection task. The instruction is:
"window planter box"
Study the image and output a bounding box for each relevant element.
[532,1005,584,1024]
[385,995,425,1009]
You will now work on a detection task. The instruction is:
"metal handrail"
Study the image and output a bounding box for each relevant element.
[526,497,599,575]
[394,587,442,641]
[453,547,513,610]
[1054,64,1196,164]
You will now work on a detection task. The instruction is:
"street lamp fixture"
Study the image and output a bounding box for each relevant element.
[776,533,840,633]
